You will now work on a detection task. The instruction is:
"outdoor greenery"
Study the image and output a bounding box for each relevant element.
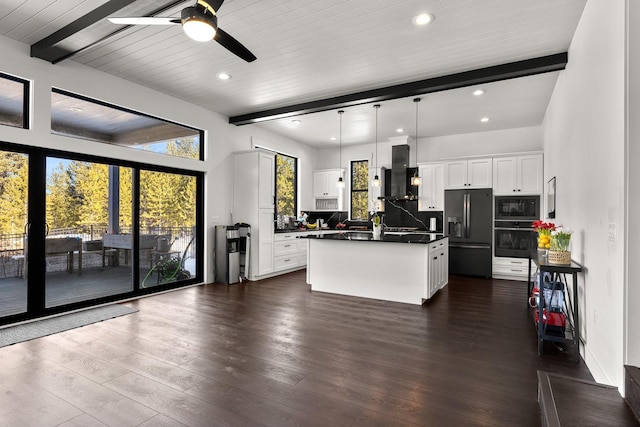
[351,160,369,220]
[0,152,28,234]
[0,143,197,237]
[275,153,296,217]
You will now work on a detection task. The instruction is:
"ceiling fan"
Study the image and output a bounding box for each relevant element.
[108,0,256,62]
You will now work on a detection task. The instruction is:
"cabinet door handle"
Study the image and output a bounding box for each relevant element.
[284,244,291,248]
[511,269,523,272]
[284,258,291,262]
[433,256,438,260]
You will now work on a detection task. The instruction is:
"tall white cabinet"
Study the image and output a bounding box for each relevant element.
[233,150,275,280]
[417,163,444,211]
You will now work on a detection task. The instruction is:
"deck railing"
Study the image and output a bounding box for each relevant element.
[0,224,196,278]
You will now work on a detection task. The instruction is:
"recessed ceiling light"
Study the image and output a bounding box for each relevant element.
[413,13,434,26]
[481,117,490,123]
[216,72,232,80]
[330,137,337,141]
[396,128,404,133]
[69,107,83,113]
[473,89,485,96]
[291,119,301,125]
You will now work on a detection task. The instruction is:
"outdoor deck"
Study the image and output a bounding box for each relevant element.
[0,252,193,318]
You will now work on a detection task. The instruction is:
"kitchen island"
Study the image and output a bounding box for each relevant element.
[301,232,449,305]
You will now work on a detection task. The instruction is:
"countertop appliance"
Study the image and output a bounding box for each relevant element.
[445,188,493,277]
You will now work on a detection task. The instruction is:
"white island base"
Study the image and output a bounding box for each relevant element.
[306,236,448,305]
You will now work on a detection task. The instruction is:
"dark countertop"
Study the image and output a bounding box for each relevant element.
[299,231,446,244]
[275,228,328,233]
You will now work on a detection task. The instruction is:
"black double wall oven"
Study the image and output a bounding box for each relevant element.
[494,195,540,258]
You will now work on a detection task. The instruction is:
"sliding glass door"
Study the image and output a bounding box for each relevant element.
[44,158,135,308]
[138,170,197,288]
[0,145,202,325]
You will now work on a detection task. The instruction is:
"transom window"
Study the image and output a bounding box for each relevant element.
[0,72,29,129]
[50,88,203,160]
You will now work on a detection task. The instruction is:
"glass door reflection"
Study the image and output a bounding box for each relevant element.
[0,150,28,317]
[138,170,196,288]
[45,158,134,308]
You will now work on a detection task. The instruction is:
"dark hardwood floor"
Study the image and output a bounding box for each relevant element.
[0,271,593,426]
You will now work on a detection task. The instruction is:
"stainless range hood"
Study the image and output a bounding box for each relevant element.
[379,144,417,201]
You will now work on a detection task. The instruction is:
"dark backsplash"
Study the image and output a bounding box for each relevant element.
[306,211,348,228]
[303,204,443,232]
[382,200,443,232]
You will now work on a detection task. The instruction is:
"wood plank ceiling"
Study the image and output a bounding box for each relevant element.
[0,0,587,147]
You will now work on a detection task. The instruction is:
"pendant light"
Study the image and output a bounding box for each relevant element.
[336,110,346,188]
[411,97,422,186]
[372,104,381,187]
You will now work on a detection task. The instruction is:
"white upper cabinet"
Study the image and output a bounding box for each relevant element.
[313,169,342,198]
[444,158,492,189]
[258,152,275,209]
[418,163,444,211]
[493,154,543,195]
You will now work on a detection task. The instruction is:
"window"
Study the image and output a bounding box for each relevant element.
[0,72,29,129]
[275,153,297,219]
[351,160,369,220]
[50,88,203,160]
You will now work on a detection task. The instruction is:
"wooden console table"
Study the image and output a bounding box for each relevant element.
[528,249,583,362]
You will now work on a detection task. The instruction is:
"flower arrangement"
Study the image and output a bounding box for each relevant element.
[550,227,573,252]
[532,220,556,235]
[532,220,555,250]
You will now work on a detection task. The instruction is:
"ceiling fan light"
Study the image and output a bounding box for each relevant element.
[182,7,217,42]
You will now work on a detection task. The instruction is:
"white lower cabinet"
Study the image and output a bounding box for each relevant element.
[492,257,535,281]
[427,238,449,299]
[274,232,316,272]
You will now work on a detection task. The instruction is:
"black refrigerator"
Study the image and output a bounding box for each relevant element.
[444,188,493,278]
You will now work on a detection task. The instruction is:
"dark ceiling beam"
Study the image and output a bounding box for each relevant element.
[31,0,138,63]
[229,52,568,126]
[30,0,187,64]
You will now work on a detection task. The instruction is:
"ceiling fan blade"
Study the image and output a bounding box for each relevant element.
[214,27,256,62]
[200,0,225,13]
[108,17,181,26]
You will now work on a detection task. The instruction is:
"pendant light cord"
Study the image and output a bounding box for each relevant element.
[374,104,379,170]
[338,110,344,174]
[414,97,421,163]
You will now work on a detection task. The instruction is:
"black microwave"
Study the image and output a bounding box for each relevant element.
[494,195,540,220]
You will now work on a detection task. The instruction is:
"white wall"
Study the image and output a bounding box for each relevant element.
[542,0,626,389]
[0,35,315,284]
[626,0,640,369]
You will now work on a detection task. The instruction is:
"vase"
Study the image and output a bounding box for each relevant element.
[548,250,571,265]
